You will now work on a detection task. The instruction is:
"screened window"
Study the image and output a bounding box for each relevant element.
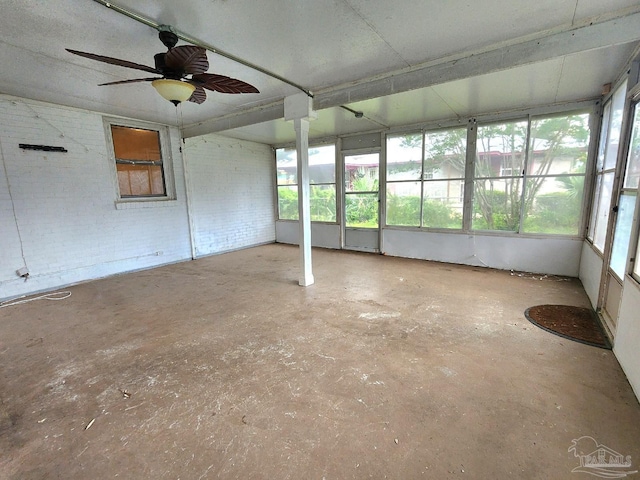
[609,93,640,281]
[276,145,336,222]
[387,112,590,234]
[611,193,635,278]
[473,120,527,232]
[423,129,466,228]
[622,102,640,281]
[386,134,422,226]
[110,125,166,198]
[386,128,466,228]
[589,81,627,252]
[521,113,590,235]
[471,114,589,234]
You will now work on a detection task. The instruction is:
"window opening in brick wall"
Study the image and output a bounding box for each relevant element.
[111,125,166,198]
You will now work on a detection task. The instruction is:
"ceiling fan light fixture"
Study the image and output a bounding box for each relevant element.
[151,79,195,105]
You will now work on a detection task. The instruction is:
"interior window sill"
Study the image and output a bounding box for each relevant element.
[115,198,177,210]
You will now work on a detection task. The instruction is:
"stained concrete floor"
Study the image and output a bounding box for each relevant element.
[1,244,639,479]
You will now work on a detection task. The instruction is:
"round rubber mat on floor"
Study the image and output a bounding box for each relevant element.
[524,305,611,349]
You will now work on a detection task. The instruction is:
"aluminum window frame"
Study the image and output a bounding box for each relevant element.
[588,81,629,253]
[103,117,176,206]
[383,106,595,238]
[275,143,338,223]
[385,125,468,230]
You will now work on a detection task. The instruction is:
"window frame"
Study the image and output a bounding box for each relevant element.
[385,126,468,230]
[103,117,176,207]
[275,143,338,223]
[384,107,593,237]
[588,81,628,253]
[625,93,640,284]
[472,117,528,233]
[520,111,591,236]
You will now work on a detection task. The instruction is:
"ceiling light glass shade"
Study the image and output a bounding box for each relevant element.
[151,79,195,105]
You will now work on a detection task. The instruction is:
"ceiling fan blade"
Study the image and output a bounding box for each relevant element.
[188,86,207,104]
[165,45,209,74]
[191,73,259,94]
[99,77,159,86]
[67,49,161,75]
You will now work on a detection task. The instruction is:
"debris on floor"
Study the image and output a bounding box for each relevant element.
[118,388,131,398]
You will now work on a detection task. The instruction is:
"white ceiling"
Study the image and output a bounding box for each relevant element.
[1,0,639,145]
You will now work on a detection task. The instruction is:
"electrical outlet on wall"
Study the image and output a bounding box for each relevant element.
[16,267,29,278]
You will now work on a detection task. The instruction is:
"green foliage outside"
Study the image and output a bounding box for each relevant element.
[278,185,337,222]
[278,113,589,235]
[471,189,520,231]
[423,201,463,229]
[386,194,420,226]
[521,176,584,234]
[310,186,337,222]
[387,113,590,234]
[345,175,379,227]
[278,187,298,220]
[345,194,378,227]
[470,176,584,234]
[521,191,580,234]
[386,194,462,228]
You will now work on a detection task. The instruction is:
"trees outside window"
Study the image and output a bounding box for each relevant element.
[386,134,422,226]
[386,110,590,235]
[386,128,466,228]
[473,120,527,231]
[276,145,336,222]
[520,114,589,235]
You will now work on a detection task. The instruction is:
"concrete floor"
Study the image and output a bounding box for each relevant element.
[1,244,639,479]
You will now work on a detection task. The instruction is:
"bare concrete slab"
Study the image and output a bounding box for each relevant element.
[1,244,639,479]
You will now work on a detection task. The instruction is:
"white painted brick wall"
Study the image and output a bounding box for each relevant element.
[0,95,192,301]
[184,134,275,256]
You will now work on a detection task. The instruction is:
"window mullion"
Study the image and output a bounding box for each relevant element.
[419,131,425,227]
[518,115,533,234]
[462,118,477,231]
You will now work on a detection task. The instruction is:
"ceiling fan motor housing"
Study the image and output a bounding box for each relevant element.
[158,30,179,50]
[154,53,182,80]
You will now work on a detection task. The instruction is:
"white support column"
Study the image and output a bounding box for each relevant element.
[285,93,317,287]
[294,118,314,286]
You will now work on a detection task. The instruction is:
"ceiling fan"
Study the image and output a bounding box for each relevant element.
[67,29,259,105]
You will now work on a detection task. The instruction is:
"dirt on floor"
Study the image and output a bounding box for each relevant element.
[1,244,639,479]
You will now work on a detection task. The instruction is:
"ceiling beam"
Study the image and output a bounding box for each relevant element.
[182,8,640,138]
